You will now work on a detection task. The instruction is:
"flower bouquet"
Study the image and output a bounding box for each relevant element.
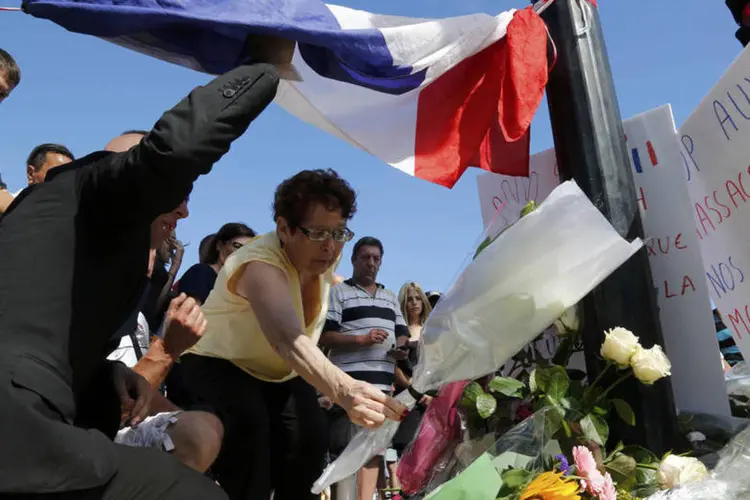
[312,181,644,494]
[413,326,713,500]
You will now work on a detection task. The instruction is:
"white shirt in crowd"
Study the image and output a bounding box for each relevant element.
[107,312,150,368]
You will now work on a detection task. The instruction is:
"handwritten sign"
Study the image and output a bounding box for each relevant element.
[628,106,729,417]
[477,148,558,236]
[477,105,728,417]
[680,46,750,363]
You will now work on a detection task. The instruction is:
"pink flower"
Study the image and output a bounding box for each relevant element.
[599,472,617,500]
[573,446,606,495]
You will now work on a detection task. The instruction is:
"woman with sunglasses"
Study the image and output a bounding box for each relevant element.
[176,223,256,305]
[181,169,407,500]
[165,223,255,409]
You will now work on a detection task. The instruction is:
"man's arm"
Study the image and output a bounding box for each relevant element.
[81,64,279,228]
[394,303,411,348]
[133,294,206,389]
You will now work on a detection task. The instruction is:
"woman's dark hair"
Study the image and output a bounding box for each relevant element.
[205,223,256,265]
[198,233,216,264]
[273,169,357,229]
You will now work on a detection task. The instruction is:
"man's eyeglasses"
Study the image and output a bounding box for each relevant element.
[297,226,355,243]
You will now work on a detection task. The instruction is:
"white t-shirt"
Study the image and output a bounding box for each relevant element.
[108,313,150,368]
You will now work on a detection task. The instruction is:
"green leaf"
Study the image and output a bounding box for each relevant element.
[580,413,609,446]
[612,398,636,426]
[520,200,537,217]
[592,405,608,417]
[473,236,494,260]
[459,381,484,410]
[529,369,539,394]
[534,366,570,396]
[501,468,533,488]
[547,371,571,401]
[488,376,526,398]
[476,393,498,419]
[605,453,637,484]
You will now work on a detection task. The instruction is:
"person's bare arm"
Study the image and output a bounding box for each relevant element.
[320,329,388,348]
[0,189,14,214]
[394,366,411,390]
[133,294,206,389]
[238,262,406,428]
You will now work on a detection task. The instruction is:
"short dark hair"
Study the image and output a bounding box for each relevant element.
[198,233,216,265]
[352,236,383,260]
[273,169,357,229]
[26,143,75,171]
[0,49,20,89]
[121,130,149,137]
[204,223,256,265]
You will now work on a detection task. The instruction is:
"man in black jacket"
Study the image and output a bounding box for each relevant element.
[0,62,279,498]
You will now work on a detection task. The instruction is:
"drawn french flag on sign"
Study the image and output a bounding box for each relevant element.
[23,0,549,187]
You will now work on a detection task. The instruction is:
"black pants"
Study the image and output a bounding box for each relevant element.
[11,446,228,499]
[181,354,328,500]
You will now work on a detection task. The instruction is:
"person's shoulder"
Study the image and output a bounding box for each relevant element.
[47,151,114,182]
[222,232,290,280]
[183,263,217,278]
[380,287,399,302]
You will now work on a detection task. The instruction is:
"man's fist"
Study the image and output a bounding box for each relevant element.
[162,293,207,358]
[359,328,389,346]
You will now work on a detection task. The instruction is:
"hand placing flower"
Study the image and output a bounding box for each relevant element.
[631,345,671,385]
[600,327,640,367]
[657,454,708,489]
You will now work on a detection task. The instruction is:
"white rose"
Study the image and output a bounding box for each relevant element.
[554,306,580,334]
[631,344,672,385]
[600,327,640,367]
[657,454,708,489]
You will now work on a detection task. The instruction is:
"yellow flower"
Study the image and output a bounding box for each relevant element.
[519,471,581,500]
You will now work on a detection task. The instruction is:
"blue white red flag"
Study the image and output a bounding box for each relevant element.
[23,0,549,187]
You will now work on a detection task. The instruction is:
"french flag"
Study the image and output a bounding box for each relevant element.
[22,0,549,187]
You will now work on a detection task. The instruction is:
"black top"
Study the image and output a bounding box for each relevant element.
[0,63,279,493]
[176,263,218,304]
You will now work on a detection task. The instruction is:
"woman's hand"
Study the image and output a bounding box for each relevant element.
[335,378,407,428]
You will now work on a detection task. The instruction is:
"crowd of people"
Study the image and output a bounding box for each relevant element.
[0,48,444,500]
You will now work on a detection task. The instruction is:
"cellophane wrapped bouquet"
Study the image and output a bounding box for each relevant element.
[312,181,644,494]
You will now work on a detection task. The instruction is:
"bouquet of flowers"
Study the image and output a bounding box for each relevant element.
[417,326,711,500]
[312,181,643,494]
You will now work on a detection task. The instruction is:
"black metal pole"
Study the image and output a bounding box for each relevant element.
[541,0,681,454]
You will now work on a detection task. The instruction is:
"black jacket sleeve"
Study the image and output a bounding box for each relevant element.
[80,63,279,227]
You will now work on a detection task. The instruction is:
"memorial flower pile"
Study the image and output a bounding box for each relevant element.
[431,324,688,500]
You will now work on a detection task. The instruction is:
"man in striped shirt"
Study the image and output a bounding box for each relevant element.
[321,236,409,499]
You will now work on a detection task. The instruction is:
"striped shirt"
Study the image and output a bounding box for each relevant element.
[325,279,410,392]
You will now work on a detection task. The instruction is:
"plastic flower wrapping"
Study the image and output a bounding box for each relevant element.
[312,181,643,494]
[644,426,750,499]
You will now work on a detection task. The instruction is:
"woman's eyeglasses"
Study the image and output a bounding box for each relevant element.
[297,226,355,243]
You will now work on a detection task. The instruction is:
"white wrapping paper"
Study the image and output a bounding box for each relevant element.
[312,181,643,494]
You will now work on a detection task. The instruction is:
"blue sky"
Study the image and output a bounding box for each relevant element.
[0,0,742,293]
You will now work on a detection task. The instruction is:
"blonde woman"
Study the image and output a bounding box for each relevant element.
[388,282,434,494]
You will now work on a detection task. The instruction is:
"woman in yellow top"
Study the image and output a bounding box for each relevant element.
[181,169,406,500]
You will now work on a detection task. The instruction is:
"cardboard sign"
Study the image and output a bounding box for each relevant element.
[679,46,750,363]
